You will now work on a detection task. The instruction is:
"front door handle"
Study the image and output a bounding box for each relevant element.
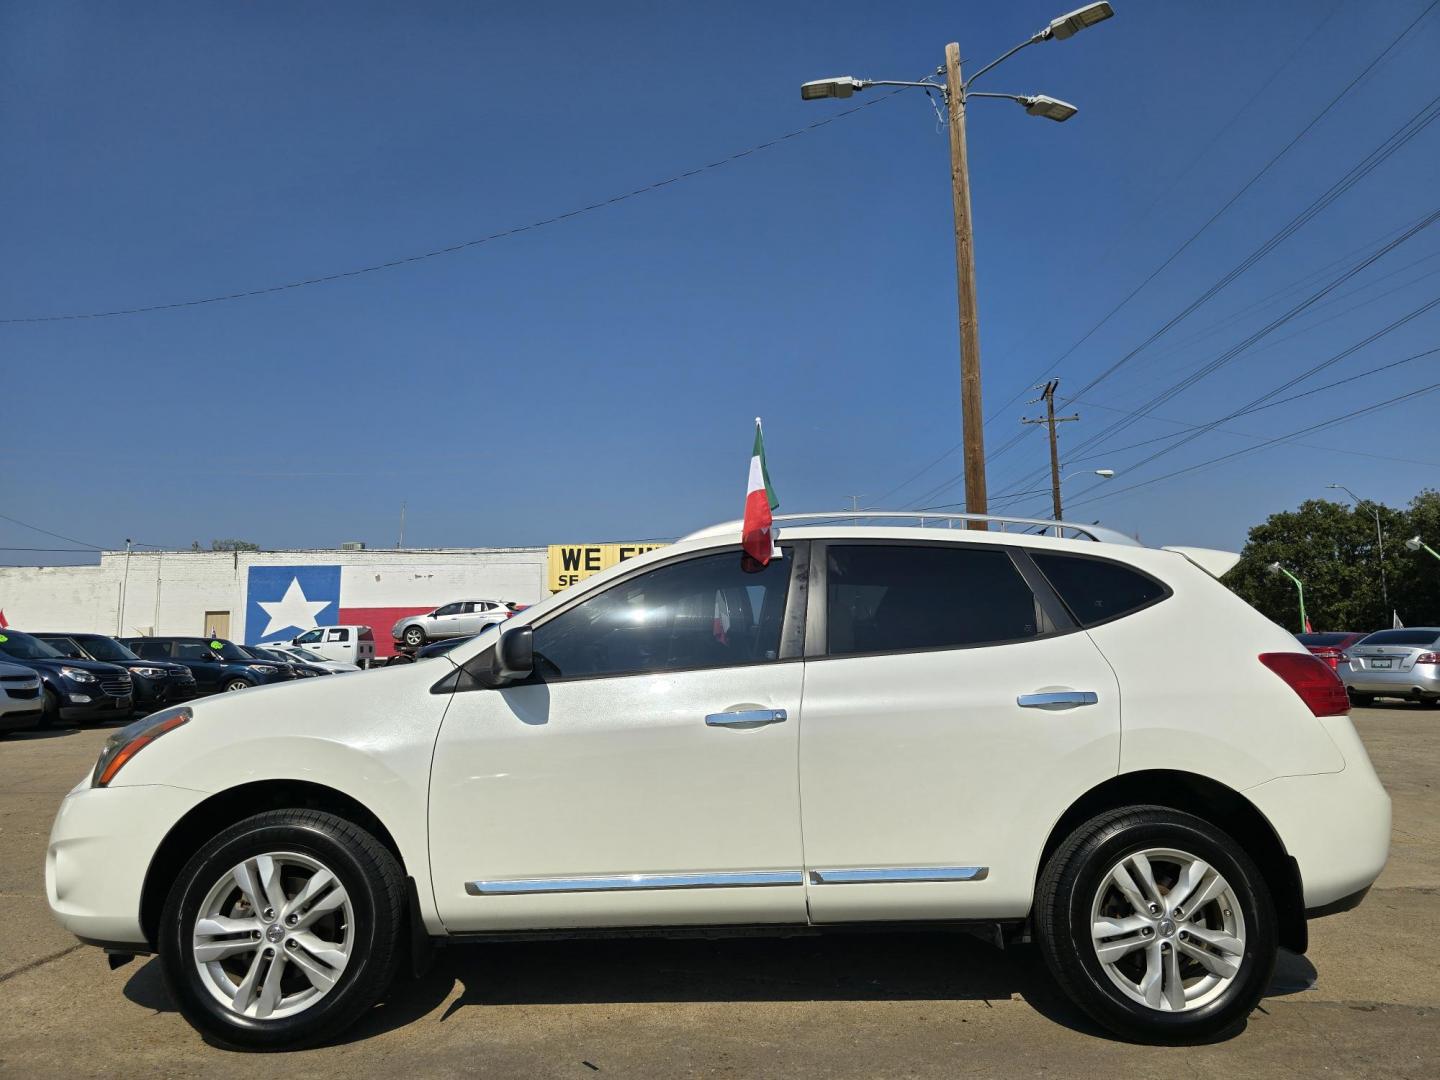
[705,708,788,727]
[1017,691,1099,709]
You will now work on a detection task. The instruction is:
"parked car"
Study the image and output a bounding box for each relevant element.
[1295,631,1366,672]
[119,636,293,694]
[392,601,512,648]
[36,633,198,710]
[239,645,330,678]
[253,643,357,674]
[46,513,1389,1049]
[287,625,376,667]
[1338,627,1440,705]
[0,659,45,733]
[0,629,133,725]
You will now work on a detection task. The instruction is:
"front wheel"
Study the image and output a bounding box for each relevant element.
[1035,806,1276,1044]
[159,809,405,1051]
[401,626,426,648]
[223,678,252,693]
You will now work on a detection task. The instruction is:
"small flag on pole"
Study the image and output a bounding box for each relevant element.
[1393,610,1404,629]
[742,418,780,565]
[1304,617,1313,634]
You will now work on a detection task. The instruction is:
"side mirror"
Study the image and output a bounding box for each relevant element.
[491,625,534,684]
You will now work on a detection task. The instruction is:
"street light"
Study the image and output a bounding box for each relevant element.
[1268,562,1309,633]
[1326,483,1389,612]
[1406,535,1440,562]
[801,4,1115,526]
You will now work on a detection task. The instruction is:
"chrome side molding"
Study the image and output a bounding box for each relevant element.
[466,870,805,896]
[808,866,989,885]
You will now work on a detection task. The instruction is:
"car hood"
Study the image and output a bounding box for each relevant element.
[0,656,128,676]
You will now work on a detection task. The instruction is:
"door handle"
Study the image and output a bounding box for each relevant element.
[705,708,788,727]
[1017,691,1098,709]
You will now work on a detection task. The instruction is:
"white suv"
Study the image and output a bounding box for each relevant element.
[45,514,1389,1049]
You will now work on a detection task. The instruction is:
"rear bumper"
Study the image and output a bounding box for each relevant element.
[1341,666,1440,696]
[1245,719,1391,910]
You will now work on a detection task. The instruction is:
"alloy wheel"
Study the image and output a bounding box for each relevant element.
[191,851,354,1020]
[1089,847,1247,1013]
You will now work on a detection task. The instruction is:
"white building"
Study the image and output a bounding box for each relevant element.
[0,546,548,658]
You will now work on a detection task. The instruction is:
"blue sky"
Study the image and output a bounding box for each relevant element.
[3,0,1438,564]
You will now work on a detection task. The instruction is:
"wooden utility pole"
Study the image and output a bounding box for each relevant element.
[1021,381,1079,520]
[944,42,988,528]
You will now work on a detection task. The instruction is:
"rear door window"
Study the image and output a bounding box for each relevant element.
[824,544,1039,656]
[1029,552,1168,628]
[133,641,172,659]
[326,628,349,642]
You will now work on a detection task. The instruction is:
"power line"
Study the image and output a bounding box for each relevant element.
[1063,382,1440,511]
[0,89,912,324]
[979,0,1438,428]
[0,512,102,551]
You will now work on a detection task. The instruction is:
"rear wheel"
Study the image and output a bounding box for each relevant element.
[401,626,426,648]
[1348,691,1373,707]
[159,809,404,1051]
[1036,806,1276,1044]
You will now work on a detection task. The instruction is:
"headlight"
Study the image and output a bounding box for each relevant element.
[92,707,191,787]
[133,666,169,679]
[249,664,277,674]
[60,667,97,684]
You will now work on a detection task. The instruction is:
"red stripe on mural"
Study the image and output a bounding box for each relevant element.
[337,606,430,657]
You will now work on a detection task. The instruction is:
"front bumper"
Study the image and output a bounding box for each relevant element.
[58,694,134,721]
[0,704,43,731]
[1341,664,1440,697]
[46,782,210,946]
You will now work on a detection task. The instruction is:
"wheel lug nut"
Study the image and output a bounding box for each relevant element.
[1142,927,1153,936]
[285,938,297,950]
[251,930,261,940]
[263,908,275,921]
[263,948,274,958]
[1172,907,1183,918]
[285,913,298,926]
[1148,903,1160,915]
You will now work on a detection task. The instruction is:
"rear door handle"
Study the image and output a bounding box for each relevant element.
[1017,691,1099,709]
[705,708,788,727]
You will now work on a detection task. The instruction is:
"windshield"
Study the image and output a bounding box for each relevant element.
[0,630,65,660]
[1357,629,1440,647]
[75,635,140,661]
[204,640,254,661]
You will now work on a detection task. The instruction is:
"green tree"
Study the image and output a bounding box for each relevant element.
[1397,489,1440,625]
[1227,498,1410,631]
[210,539,260,552]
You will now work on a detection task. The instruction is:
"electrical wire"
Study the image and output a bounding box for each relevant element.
[0,512,102,551]
[0,89,913,324]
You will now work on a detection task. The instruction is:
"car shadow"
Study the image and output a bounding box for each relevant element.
[123,934,1318,1049]
[2,724,79,740]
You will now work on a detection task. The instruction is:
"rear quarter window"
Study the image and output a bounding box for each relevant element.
[1030,552,1168,628]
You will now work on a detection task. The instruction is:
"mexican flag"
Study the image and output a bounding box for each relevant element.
[742,418,780,565]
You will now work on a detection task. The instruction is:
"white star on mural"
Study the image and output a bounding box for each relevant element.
[257,577,330,637]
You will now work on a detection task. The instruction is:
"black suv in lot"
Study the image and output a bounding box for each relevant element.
[36,633,198,711]
[119,636,294,694]
[0,629,134,726]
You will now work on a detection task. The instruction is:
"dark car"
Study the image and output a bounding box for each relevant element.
[119,636,294,694]
[383,634,474,666]
[1296,631,1367,671]
[36,632,198,711]
[0,629,134,726]
[242,645,332,678]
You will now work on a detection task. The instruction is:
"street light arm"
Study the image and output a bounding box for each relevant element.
[962,36,1044,88]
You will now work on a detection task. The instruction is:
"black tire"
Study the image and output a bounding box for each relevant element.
[223,678,252,693]
[1035,805,1277,1044]
[401,626,426,648]
[159,809,405,1051]
[1347,691,1373,707]
[1422,697,1440,709]
[38,687,60,730]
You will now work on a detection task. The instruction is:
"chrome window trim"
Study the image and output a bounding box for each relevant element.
[807,866,989,885]
[465,870,805,896]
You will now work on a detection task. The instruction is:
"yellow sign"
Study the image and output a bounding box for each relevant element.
[548,543,667,592]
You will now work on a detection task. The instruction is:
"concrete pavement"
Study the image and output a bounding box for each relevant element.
[1,706,1435,1078]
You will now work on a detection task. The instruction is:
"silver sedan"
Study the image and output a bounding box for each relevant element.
[1339,627,1440,705]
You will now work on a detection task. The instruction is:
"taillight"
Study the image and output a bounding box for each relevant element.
[1258,652,1349,717]
[1417,652,1440,665]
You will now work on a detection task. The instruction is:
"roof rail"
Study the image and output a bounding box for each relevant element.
[681,512,1140,546]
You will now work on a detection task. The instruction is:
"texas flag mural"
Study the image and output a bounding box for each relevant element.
[244,565,435,657]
